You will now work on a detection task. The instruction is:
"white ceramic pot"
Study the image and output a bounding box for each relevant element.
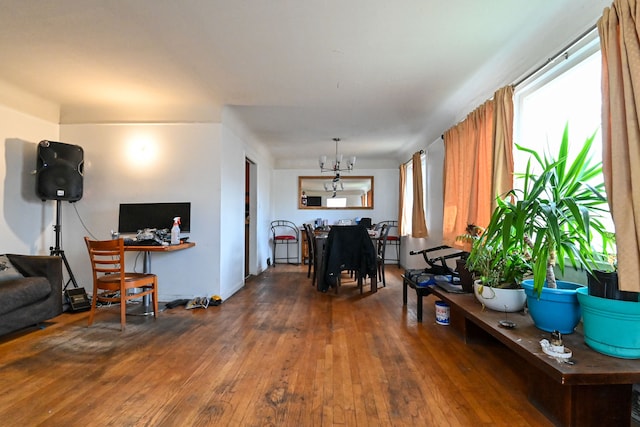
[473,280,526,312]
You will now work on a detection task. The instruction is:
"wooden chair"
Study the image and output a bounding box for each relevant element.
[84,237,158,330]
[303,223,317,283]
[376,224,390,287]
[376,220,400,265]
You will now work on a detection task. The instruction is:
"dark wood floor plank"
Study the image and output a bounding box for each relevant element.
[0,264,557,426]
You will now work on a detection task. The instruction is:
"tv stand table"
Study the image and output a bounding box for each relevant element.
[125,241,195,314]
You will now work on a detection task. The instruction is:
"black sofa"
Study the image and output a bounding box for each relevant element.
[0,254,63,336]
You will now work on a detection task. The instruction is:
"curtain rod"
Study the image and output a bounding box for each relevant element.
[440,23,598,139]
[403,149,424,166]
[513,22,598,88]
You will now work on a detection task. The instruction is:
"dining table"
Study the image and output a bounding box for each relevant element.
[314,226,378,293]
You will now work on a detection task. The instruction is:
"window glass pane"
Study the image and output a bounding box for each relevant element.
[421,154,427,214]
[515,50,602,179]
[402,162,414,233]
[400,153,427,236]
[514,42,613,251]
[326,198,347,208]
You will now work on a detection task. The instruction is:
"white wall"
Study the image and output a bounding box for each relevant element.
[223,107,274,276]
[0,98,276,303]
[0,104,59,255]
[402,137,451,270]
[271,139,453,271]
[268,152,453,270]
[0,96,447,292]
[272,168,398,223]
[59,123,228,300]
[270,167,398,262]
[251,157,274,273]
[220,126,246,295]
[61,121,275,301]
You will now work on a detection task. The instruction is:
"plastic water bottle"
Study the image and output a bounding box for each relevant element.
[171,217,181,245]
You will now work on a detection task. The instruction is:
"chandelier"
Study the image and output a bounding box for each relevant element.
[323,174,344,198]
[319,138,356,173]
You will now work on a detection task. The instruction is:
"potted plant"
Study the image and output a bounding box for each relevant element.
[455,223,484,251]
[577,284,640,358]
[482,124,611,333]
[586,232,639,301]
[466,233,532,312]
[577,217,640,359]
[454,224,484,293]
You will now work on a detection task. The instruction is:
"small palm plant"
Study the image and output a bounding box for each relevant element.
[481,123,612,296]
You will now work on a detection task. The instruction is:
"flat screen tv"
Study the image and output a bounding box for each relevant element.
[306,196,322,207]
[118,202,191,233]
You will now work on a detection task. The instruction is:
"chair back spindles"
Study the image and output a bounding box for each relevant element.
[84,237,158,330]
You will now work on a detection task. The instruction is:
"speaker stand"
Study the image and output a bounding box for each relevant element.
[50,200,80,291]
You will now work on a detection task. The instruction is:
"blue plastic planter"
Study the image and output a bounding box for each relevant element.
[521,279,584,334]
[577,287,640,359]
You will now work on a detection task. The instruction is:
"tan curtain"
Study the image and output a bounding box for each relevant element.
[442,100,495,246]
[468,101,494,226]
[492,85,515,208]
[599,0,640,292]
[411,152,428,237]
[443,126,464,245]
[398,163,407,235]
[442,86,514,246]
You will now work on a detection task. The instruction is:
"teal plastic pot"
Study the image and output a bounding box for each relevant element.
[577,287,640,359]
[521,279,584,334]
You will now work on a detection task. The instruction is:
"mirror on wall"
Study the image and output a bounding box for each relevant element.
[298,175,374,209]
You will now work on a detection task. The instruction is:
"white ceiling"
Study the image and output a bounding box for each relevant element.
[0,0,610,166]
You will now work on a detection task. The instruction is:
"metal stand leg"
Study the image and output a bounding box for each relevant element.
[272,240,277,266]
[142,250,152,309]
[129,250,154,316]
[50,200,80,291]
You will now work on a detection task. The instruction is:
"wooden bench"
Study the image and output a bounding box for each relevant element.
[401,273,434,322]
[402,275,640,426]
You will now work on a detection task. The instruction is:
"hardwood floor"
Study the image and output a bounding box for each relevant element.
[0,264,555,426]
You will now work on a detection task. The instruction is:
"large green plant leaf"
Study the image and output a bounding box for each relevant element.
[481,123,610,296]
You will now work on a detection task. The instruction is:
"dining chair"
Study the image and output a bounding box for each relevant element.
[358,217,373,229]
[376,220,400,265]
[303,223,317,283]
[84,237,158,330]
[270,220,300,265]
[376,223,390,287]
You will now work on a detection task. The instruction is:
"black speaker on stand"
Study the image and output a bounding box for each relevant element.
[36,140,84,202]
[36,140,89,311]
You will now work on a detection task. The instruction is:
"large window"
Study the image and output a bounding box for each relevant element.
[514,32,601,183]
[400,153,427,235]
[326,197,347,208]
[514,30,612,249]
[399,29,611,245]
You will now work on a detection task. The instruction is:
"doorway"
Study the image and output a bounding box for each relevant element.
[245,158,257,278]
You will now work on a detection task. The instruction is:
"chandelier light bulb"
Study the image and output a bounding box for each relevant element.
[319,155,327,169]
[319,138,356,174]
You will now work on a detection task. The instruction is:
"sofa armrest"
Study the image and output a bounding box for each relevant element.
[6,254,63,312]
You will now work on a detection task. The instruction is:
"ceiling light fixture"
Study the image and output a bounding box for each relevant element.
[323,174,344,198]
[319,138,356,174]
